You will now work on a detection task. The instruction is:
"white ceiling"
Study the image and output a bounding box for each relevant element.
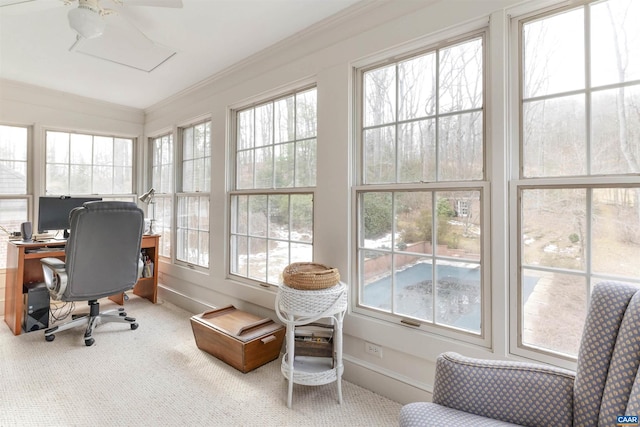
[0,0,365,109]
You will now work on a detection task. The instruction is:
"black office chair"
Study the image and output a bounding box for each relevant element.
[40,201,144,346]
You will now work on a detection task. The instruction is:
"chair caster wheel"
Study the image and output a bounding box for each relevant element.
[45,334,55,342]
[119,312,127,316]
[85,338,95,346]
[131,323,139,330]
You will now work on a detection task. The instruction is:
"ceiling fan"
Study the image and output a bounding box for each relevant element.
[1,0,183,72]
[64,0,182,40]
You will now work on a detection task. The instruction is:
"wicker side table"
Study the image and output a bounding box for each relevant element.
[275,282,348,408]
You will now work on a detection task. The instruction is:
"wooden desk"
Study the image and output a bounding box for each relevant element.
[3,234,159,336]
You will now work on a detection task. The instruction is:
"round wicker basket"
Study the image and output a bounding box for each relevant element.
[282,262,340,290]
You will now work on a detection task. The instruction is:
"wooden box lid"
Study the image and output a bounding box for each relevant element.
[191,305,283,343]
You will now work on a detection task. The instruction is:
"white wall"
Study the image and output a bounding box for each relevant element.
[0,0,555,405]
[144,0,536,405]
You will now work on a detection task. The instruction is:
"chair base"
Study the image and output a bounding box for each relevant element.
[44,300,138,346]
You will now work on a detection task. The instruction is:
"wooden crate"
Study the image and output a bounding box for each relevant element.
[190,305,285,373]
[294,323,334,358]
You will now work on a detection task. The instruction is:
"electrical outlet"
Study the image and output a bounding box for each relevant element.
[365,342,383,358]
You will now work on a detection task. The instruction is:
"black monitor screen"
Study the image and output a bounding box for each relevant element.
[37,196,102,236]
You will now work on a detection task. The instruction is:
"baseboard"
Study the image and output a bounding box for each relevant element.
[157,284,216,314]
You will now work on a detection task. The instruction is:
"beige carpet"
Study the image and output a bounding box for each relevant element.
[0,295,401,426]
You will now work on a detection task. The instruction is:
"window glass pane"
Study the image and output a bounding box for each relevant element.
[46,164,68,195]
[238,110,254,150]
[523,8,585,98]
[398,120,436,183]
[254,146,273,189]
[364,126,396,184]
[274,143,294,188]
[296,88,317,139]
[521,269,587,356]
[70,134,92,165]
[398,53,436,120]
[93,136,113,166]
[290,193,313,242]
[435,260,481,332]
[248,237,267,281]
[438,38,483,114]
[236,150,254,190]
[359,188,482,334]
[248,195,267,238]
[155,195,172,258]
[360,249,393,311]
[269,194,289,240]
[69,165,91,194]
[363,64,396,127]
[232,87,316,285]
[590,0,640,87]
[46,131,133,195]
[46,132,69,163]
[362,192,393,245]
[522,188,586,271]
[523,95,586,177]
[592,188,640,278]
[231,235,248,277]
[0,199,28,269]
[274,96,295,144]
[254,103,273,147]
[0,125,27,194]
[438,111,483,181]
[591,86,640,175]
[295,139,316,187]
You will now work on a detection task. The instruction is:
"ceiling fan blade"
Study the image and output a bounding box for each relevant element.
[122,0,182,7]
[71,13,176,72]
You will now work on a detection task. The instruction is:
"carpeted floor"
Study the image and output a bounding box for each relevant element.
[0,295,401,426]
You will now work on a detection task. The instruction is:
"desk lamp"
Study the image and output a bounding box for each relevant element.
[139,188,156,234]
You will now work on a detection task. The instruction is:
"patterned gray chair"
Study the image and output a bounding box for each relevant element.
[399,281,640,426]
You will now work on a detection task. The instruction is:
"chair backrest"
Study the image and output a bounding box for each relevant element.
[573,281,640,426]
[63,201,144,301]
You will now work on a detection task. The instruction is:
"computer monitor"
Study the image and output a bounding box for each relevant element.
[37,196,102,238]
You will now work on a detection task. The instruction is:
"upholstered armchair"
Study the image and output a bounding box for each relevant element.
[400,281,640,426]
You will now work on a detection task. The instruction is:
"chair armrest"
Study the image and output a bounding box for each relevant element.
[433,352,575,427]
[41,257,68,300]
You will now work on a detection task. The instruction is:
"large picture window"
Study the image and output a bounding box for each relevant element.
[151,133,174,258]
[45,131,134,196]
[356,34,487,337]
[0,124,29,269]
[516,0,640,358]
[230,87,316,285]
[177,121,210,268]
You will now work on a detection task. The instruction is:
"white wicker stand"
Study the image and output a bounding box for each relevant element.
[275,282,348,408]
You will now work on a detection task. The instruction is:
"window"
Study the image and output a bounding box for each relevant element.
[355,34,487,338]
[230,87,316,285]
[151,133,173,258]
[516,0,640,358]
[0,124,29,269]
[45,131,133,196]
[177,121,211,268]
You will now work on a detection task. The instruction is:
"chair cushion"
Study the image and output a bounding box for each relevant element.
[573,282,640,426]
[399,402,522,427]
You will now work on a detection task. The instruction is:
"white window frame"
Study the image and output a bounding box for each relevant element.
[44,129,136,198]
[228,84,317,287]
[150,132,174,260]
[352,28,492,347]
[176,119,211,270]
[508,0,640,365]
